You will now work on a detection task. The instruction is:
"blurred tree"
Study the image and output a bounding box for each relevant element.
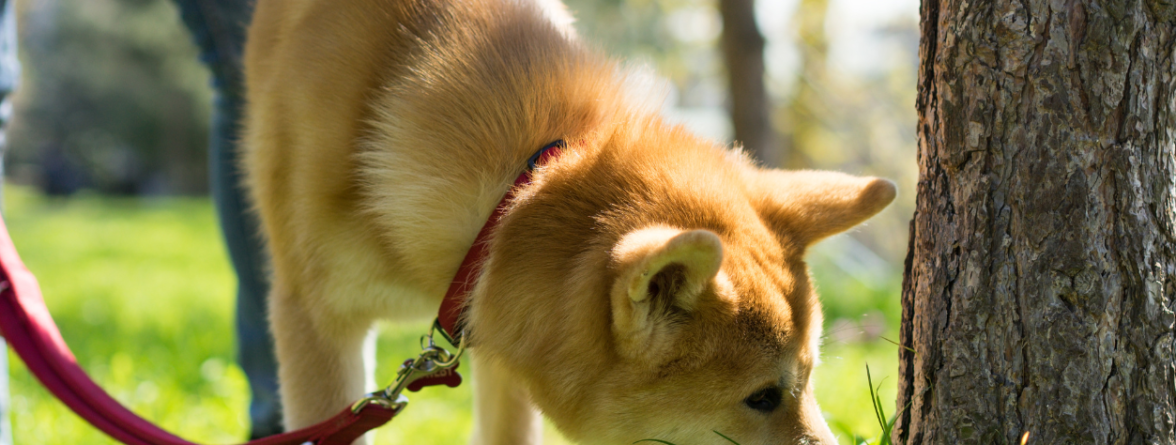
[897,1,1176,443]
[779,0,827,169]
[9,0,211,195]
[562,0,676,64]
[717,0,776,165]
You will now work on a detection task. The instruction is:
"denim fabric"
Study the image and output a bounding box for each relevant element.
[0,0,17,442]
[171,0,282,439]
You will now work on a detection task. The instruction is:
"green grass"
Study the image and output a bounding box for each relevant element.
[3,185,898,444]
[818,347,899,445]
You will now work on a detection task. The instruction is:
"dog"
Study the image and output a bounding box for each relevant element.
[241,0,896,443]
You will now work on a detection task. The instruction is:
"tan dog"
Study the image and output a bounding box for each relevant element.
[242,0,895,443]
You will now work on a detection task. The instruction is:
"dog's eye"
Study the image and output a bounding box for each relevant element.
[743,386,783,413]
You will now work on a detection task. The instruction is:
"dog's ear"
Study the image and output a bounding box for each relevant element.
[609,227,723,360]
[752,170,896,247]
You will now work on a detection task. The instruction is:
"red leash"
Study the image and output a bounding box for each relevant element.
[0,214,399,445]
[0,141,562,444]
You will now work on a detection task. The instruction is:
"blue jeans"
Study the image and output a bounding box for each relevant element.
[170,0,282,439]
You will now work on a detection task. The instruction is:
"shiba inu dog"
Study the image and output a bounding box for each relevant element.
[242,0,896,443]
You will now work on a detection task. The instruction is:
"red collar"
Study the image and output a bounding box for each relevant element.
[435,140,566,344]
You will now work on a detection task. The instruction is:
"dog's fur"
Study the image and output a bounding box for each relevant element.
[242,0,896,443]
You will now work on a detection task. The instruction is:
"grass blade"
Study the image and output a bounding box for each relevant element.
[867,365,887,434]
[713,430,742,444]
[867,364,898,445]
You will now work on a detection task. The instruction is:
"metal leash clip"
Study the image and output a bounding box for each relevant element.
[350,320,467,414]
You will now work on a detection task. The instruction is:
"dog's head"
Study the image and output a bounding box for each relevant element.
[470,131,896,445]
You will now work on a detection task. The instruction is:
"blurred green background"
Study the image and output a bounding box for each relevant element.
[3,0,917,443]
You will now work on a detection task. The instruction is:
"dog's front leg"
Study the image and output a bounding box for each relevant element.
[270,283,374,443]
[470,353,544,445]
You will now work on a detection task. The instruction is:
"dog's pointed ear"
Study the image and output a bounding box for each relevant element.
[609,227,723,359]
[753,170,896,246]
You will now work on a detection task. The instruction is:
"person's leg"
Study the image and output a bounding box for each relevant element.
[170,0,282,438]
[0,0,16,443]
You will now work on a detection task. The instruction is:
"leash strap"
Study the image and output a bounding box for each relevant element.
[436,140,565,342]
[0,214,401,444]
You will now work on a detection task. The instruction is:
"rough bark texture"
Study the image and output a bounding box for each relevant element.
[897,1,1176,444]
[718,0,779,166]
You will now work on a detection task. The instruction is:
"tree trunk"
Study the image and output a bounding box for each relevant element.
[897,1,1176,444]
[718,0,778,166]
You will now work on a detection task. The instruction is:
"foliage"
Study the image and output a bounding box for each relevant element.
[9,0,212,195]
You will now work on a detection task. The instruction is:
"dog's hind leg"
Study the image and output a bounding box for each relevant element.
[269,283,374,443]
[470,353,543,445]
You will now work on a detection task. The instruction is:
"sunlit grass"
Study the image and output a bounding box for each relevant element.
[818,345,899,444]
[4,185,897,444]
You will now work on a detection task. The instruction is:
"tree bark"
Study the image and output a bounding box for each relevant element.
[718,0,779,166]
[897,1,1176,444]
